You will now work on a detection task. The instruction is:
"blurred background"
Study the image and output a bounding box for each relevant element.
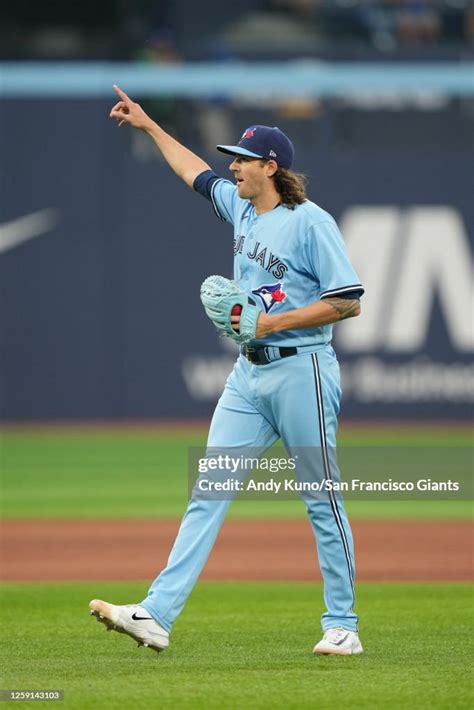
[0,0,473,423]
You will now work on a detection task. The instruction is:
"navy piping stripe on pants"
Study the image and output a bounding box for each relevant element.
[311,352,356,606]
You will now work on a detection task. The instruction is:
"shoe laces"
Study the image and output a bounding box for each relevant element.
[324,627,349,643]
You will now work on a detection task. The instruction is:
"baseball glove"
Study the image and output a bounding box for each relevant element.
[200,275,260,344]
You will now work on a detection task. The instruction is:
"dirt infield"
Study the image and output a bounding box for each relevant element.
[1,520,472,582]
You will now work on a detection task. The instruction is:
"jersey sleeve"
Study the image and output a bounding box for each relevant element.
[193,169,239,225]
[306,220,364,299]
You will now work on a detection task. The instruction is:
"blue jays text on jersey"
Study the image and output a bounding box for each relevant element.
[194,170,364,347]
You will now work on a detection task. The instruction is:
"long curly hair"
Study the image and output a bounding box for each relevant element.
[272,166,307,209]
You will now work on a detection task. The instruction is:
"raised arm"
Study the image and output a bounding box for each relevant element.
[109,85,211,188]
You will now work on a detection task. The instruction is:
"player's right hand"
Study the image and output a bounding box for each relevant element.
[109,85,154,131]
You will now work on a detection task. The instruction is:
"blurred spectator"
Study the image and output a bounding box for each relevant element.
[351,1,398,50]
[466,1,474,43]
[135,28,181,64]
[132,30,201,158]
[218,1,322,54]
[324,1,443,51]
[393,0,441,45]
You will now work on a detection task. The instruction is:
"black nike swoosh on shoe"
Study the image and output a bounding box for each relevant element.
[131,612,154,621]
[333,633,350,646]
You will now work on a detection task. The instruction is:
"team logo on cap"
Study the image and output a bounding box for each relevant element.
[252,283,287,313]
[240,128,255,142]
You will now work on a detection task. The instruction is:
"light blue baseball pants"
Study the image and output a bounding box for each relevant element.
[141,344,358,633]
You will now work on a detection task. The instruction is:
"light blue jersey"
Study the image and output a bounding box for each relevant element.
[210,178,364,347]
[141,168,364,640]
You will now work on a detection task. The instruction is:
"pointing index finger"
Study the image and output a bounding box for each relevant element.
[113,84,130,103]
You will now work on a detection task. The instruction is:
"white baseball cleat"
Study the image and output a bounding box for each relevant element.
[89,599,169,653]
[313,627,363,656]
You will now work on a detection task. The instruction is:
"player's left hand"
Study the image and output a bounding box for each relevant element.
[200,275,261,344]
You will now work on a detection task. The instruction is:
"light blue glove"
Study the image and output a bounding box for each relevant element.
[200,275,260,344]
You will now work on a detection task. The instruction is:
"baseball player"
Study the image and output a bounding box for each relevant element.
[90,85,365,656]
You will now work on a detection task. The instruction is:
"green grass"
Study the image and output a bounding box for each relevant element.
[0,426,472,520]
[0,581,472,709]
